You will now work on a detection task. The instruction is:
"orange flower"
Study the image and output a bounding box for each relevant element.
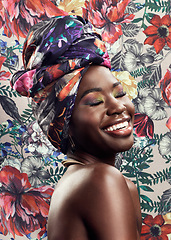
[159,69,171,107]
[141,214,171,240]
[82,0,134,44]
[0,0,67,39]
[0,55,11,80]
[0,166,54,239]
[143,14,171,54]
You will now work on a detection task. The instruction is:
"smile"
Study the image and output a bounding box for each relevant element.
[104,121,129,132]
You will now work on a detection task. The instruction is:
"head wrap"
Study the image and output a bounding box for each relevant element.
[11,15,111,153]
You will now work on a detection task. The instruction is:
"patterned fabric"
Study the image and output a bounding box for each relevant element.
[10,15,111,153]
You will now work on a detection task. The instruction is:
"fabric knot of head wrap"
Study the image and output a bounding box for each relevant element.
[11,15,111,153]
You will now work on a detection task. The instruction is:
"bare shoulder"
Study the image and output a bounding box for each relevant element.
[74,163,138,239]
[80,163,139,239]
[53,163,125,194]
[125,177,139,195]
[125,177,142,234]
[76,163,135,204]
[57,163,129,199]
[48,163,140,240]
[52,163,136,206]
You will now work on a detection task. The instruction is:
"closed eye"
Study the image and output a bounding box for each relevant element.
[115,91,127,98]
[85,100,104,106]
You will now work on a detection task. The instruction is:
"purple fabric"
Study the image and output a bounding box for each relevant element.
[11,15,111,153]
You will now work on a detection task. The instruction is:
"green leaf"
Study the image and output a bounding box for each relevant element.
[131,66,150,79]
[49,177,55,183]
[54,176,58,182]
[125,165,135,173]
[138,163,150,170]
[123,173,135,178]
[141,23,148,30]
[140,194,153,203]
[50,167,54,175]
[55,167,59,175]
[147,13,155,18]
[140,185,154,192]
[132,17,143,23]
[57,175,61,180]
[145,15,152,23]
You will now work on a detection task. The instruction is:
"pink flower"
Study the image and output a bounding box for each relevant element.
[82,0,134,44]
[13,69,36,96]
[134,113,154,139]
[159,69,171,106]
[0,0,67,39]
[0,166,54,239]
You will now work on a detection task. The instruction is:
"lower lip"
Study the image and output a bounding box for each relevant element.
[103,123,133,137]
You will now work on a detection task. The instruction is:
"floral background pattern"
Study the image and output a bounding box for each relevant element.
[0,0,170,239]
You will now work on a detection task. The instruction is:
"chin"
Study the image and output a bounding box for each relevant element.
[112,135,134,154]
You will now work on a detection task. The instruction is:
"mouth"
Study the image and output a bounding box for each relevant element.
[104,121,129,132]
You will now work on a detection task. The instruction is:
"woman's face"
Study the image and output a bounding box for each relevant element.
[70,65,135,159]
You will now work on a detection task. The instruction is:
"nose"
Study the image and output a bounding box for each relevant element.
[106,96,126,116]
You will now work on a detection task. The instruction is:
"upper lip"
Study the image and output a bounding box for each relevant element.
[101,116,131,130]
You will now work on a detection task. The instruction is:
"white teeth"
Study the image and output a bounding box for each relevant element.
[104,121,128,132]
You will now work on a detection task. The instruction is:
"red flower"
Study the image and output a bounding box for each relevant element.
[0,70,11,80]
[143,14,171,54]
[159,69,171,107]
[82,0,134,44]
[0,166,54,239]
[134,113,154,139]
[166,116,171,130]
[141,214,171,240]
[0,55,11,80]
[0,0,67,39]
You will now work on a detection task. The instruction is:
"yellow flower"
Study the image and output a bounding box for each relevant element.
[163,213,171,224]
[112,71,137,100]
[58,0,85,16]
[163,213,171,240]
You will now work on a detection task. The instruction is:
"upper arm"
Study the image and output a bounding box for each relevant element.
[126,178,142,234]
[79,165,138,240]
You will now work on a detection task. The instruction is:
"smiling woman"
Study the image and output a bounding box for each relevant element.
[69,66,135,159]
[11,15,142,240]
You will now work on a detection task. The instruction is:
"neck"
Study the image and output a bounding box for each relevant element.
[67,149,116,166]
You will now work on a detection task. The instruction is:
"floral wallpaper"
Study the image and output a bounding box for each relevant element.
[0,0,171,239]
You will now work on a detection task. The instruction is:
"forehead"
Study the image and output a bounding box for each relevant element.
[78,65,118,95]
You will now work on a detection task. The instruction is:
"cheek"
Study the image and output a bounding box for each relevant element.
[124,98,135,116]
[76,112,99,131]
[70,108,101,139]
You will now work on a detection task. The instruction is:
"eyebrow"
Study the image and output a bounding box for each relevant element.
[80,82,121,99]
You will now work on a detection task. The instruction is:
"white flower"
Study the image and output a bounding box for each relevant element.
[158,132,171,157]
[22,121,57,157]
[1,158,21,171]
[144,88,168,120]
[133,88,152,113]
[21,156,50,187]
[123,39,154,72]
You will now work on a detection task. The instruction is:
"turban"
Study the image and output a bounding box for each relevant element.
[11,15,111,153]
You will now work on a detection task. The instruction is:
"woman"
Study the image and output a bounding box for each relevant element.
[11,15,142,240]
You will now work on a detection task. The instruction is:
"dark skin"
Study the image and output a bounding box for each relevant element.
[48,66,142,240]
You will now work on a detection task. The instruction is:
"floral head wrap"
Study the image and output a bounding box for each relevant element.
[11,15,111,153]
